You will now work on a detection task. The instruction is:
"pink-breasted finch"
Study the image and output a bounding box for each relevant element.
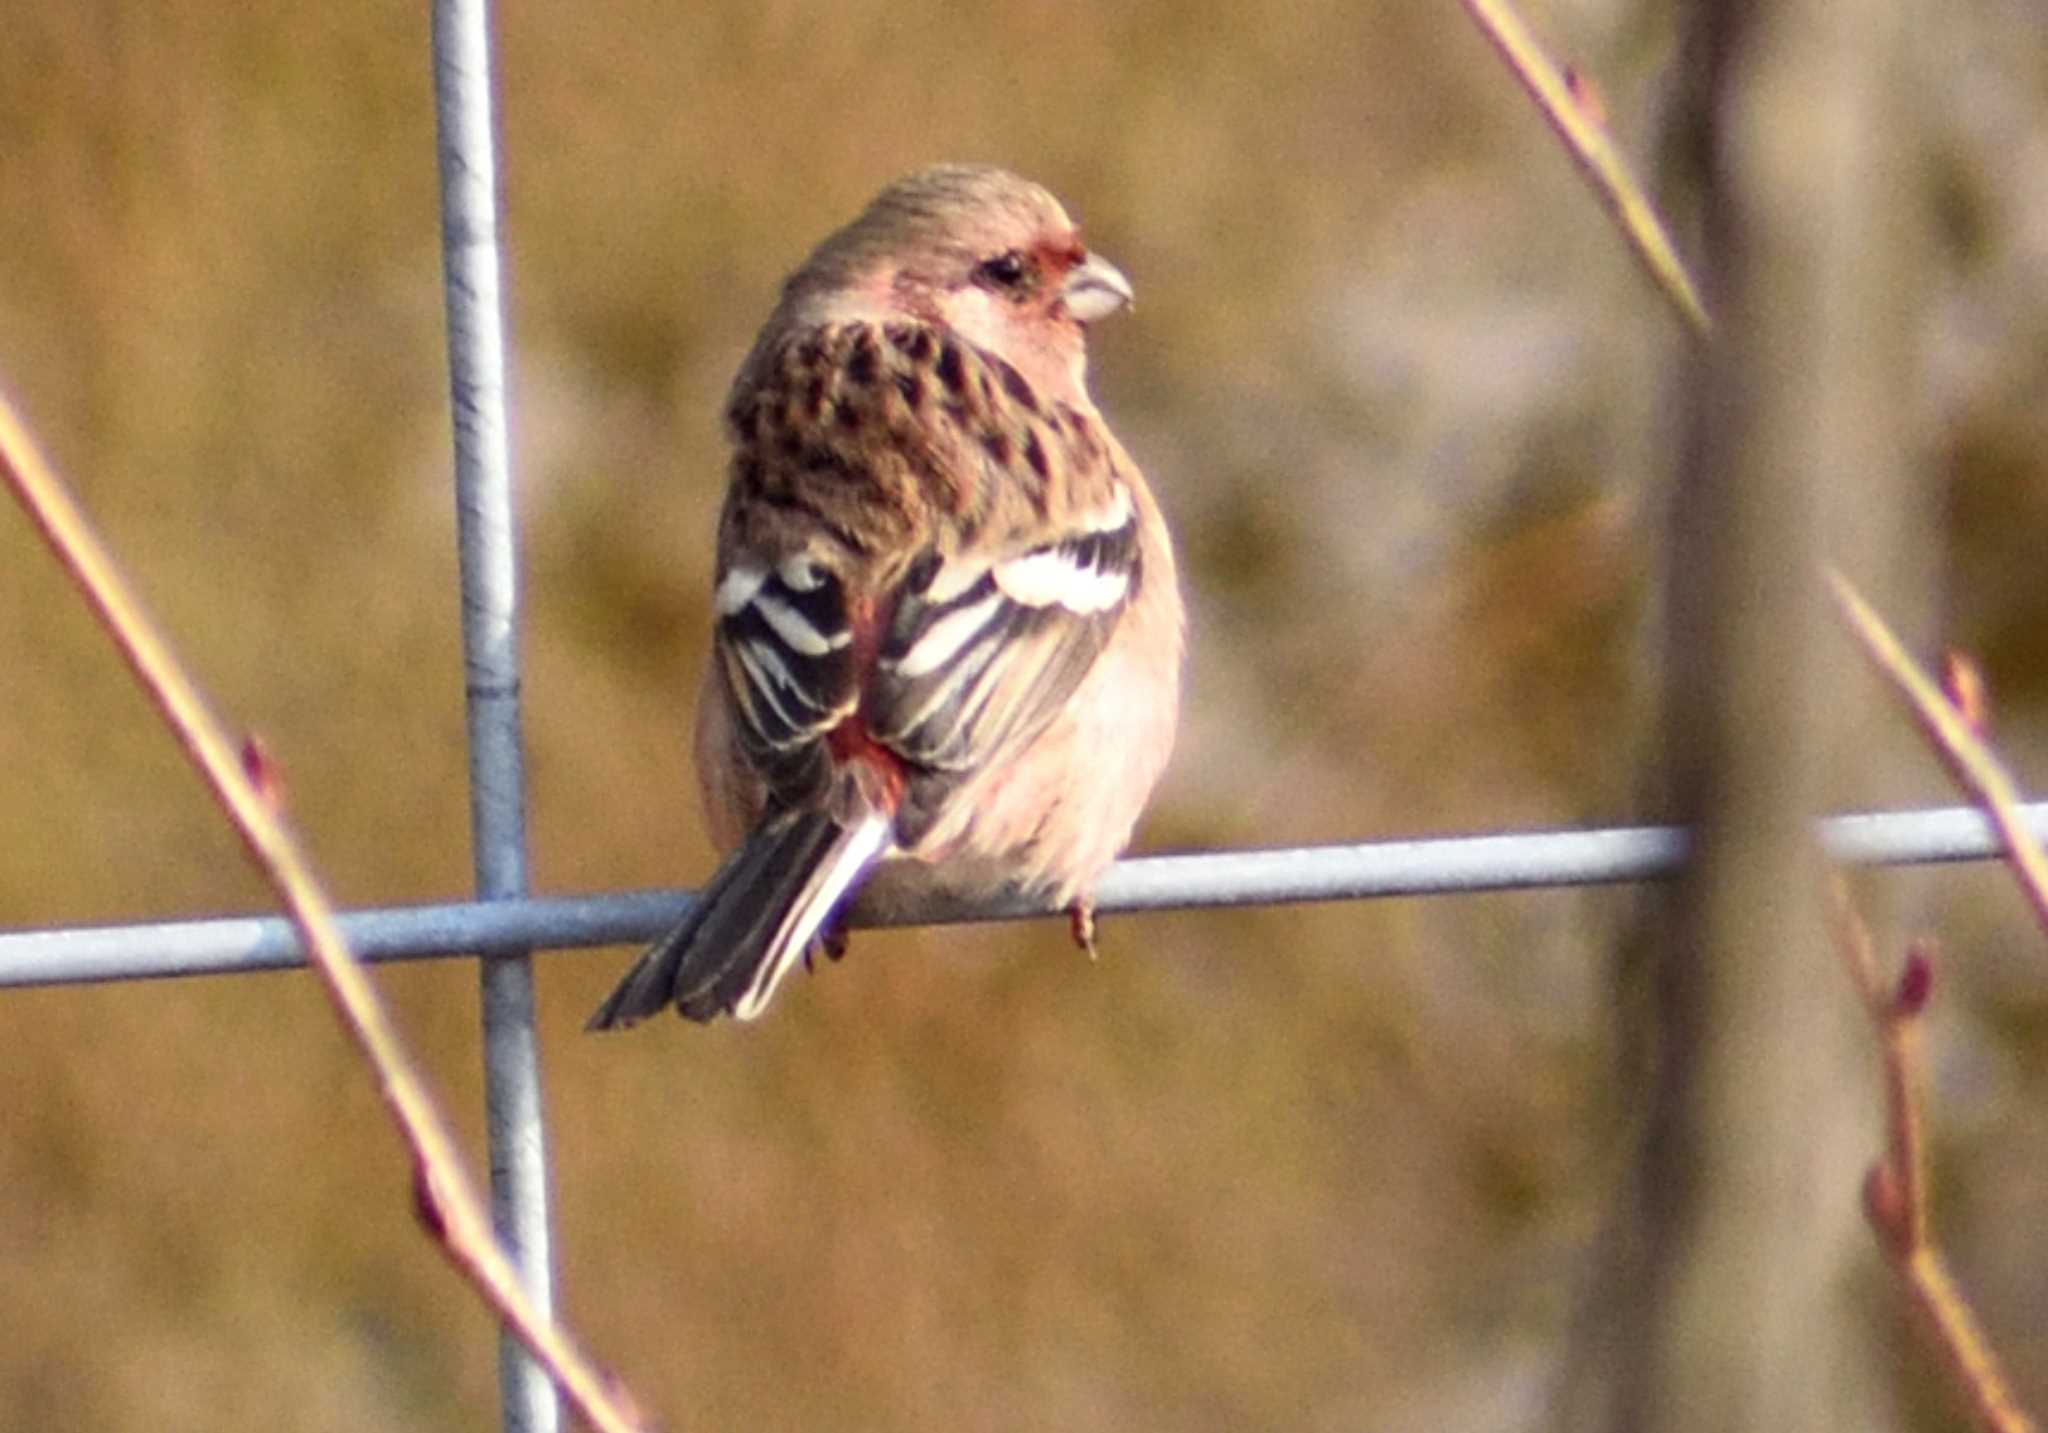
[590,165,1184,1027]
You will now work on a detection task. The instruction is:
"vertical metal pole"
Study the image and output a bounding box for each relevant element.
[429,3,559,1431]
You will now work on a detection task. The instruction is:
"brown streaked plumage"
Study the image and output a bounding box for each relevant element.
[590,165,1183,1027]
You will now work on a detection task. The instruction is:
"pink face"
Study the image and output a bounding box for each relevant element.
[912,219,1135,404]
[784,169,1137,407]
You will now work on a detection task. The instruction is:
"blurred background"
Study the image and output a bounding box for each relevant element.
[2,2,2046,1428]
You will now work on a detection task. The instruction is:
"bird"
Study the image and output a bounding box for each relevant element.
[588,164,1184,1028]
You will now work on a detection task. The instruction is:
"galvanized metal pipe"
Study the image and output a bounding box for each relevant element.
[5,803,2041,987]
[428,1,557,1428]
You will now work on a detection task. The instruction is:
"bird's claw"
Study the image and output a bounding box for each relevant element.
[1068,902,1099,961]
[804,925,850,974]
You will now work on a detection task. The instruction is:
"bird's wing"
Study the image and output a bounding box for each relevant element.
[861,480,1139,841]
[711,320,1143,839]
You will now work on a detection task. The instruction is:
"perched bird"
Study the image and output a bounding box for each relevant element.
[589,165,1184,1028]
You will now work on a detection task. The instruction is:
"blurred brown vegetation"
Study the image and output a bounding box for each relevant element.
[2,2,2046,1429]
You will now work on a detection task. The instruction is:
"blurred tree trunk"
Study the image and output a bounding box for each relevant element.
[1563,0,1937,1427]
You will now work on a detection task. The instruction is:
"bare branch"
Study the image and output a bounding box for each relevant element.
[0,392,649,1433]
[1826,885,2035,1433]
[1829,570,2048,941]
[1455,0,1711,336]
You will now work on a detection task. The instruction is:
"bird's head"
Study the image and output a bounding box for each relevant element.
[776,165,1133,405]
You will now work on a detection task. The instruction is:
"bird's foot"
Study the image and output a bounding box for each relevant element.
[805,925,850,974]
[1068,901,1099,961]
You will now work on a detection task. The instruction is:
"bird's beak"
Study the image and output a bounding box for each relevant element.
[1062,252,1135,324]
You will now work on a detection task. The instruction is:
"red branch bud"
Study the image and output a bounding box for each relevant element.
[1863,1162,1910,1252]
[239,734,285,807]
[1562,65,1608,127]
[1895,944,1934,1018]
[1942,652,1990,735]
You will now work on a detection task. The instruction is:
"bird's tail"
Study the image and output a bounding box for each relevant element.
[587,807,892,1028]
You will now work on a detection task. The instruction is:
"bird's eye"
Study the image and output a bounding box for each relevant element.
[975,250,1031,293]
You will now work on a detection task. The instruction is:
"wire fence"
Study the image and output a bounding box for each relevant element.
[6,803,2047,990]
[428,2,557,1429]
[1,4,2034,1433]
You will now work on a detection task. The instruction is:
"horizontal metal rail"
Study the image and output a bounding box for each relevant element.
[4,801,2040,989]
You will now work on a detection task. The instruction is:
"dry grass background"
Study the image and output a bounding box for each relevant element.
[2,2,2046,1428]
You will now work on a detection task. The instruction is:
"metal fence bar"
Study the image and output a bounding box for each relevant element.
[6,802,2043,988]
[428,3,558,1431]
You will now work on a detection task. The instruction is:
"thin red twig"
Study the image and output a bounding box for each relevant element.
[1455,0,1711,337]
[1827,571,2043,1433]
[0,392,648,1433]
